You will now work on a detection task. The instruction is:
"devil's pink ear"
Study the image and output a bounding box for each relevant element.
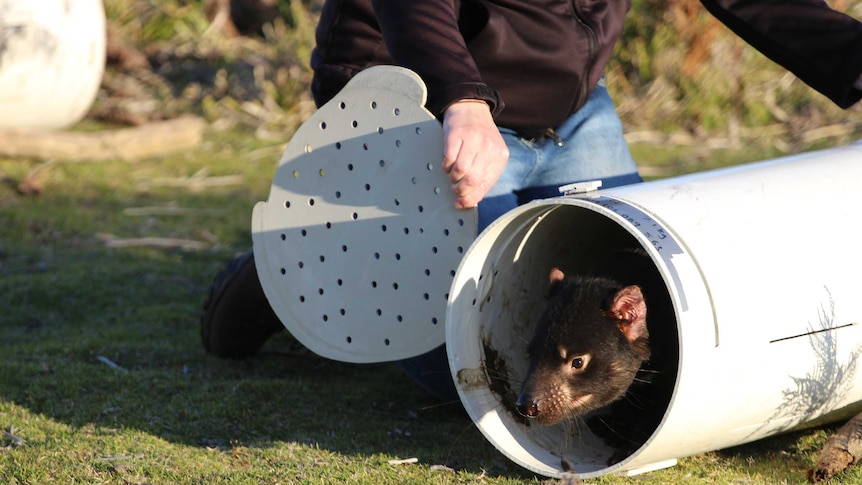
[611,285,648,343]
[549,267,565,285]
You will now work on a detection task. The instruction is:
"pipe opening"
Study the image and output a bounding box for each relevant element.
[450,202,680,476]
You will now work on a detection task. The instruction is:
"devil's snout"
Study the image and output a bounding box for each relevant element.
[515,393,539,419]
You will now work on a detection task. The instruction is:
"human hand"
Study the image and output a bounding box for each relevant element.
[441,100,509,209]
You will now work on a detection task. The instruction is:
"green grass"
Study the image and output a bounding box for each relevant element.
[2,126,861,484]
[2,0,861,482]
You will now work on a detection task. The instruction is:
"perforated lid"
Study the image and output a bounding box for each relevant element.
[251,66,477,363]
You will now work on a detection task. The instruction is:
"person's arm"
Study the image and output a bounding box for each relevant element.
[700,0,862,107]
[371,0,509,209]
[370,0,501,117]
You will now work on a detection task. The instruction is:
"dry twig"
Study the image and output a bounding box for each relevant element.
[98,233,209,250]
[808,411,862,482]
[0,116,206,162]
[3,426,25,447]
[95,356,128,372]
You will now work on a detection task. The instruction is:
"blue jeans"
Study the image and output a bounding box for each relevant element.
[398,80,642,403]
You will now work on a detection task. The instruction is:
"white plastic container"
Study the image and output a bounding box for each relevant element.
[446,140,862,479]
[0,0,106,129]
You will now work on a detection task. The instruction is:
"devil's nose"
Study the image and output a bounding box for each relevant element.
[515,393,539,418]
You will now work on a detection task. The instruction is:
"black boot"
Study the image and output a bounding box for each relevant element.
[200,250,284,358]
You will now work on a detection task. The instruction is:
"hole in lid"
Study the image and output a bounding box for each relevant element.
[323,314,328,322]
[348,163,354,171]
[352,212,359,220]
[308,198,315,206]
[346,336,352,343]
[374,252,380,260]
[449,270,456,277]
[423,293,429,300]
[376,309,383,316]
[335,142,342,149]
[365,183,371,191]
[340,308,346,315]
[432,317,438,325]
[432,246,438,254]
[337,279,343,286]
[320,121,327,130]
[319,255,325,262]
[293,170,300,179]
[385,338,391,345]
[444,229,450,236]
[326,222,332,229]
[416,127,422,135]
[280,233,286,240]
[377,127,384,134]
[379,159,385,167]
[394,253,401,261]
[371,101,377,109]
[298,261,305,268]
[304,145,312,153]
[336,191,342,199]
[457,246,464,253]
[458,219,465,226]
[363,143,369,151]
[393,282,399,290]
[411,177,418,185]
[424,269,431,276]
[342,245,347,252]
[284,200,291,209]
[403,227,410,235]
[381,224,387,232]
[280,268,286,275]
[352,120,358,128]
[339,101,346,109]
[426,163,433,171]
[299,295,306,302]
[319,288,324,295]
[418,206,424,213]
[301,229,307,236]
[396,315,403,322]
[393,108,400,115]
[433,187,441,195]
[395,140,402,147]
[372,281,378,288]
[319,169,326,176]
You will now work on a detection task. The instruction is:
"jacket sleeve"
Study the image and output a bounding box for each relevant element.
[700,0,862,108]
[369,0,502,117]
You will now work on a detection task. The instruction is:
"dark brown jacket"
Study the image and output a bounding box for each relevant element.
[311,0,862,139]
[311,0,629,138]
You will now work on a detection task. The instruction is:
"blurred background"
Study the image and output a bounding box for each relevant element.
[94,0,861,160]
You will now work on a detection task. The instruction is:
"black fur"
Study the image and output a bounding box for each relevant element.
[515,247,677,463]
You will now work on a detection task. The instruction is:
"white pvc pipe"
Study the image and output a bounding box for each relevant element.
[446,140,862,478]
[0,0,106,129]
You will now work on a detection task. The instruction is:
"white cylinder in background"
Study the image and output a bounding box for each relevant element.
[446,140,862,479]
[0,0,106,129]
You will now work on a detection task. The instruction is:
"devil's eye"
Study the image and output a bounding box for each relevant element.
[571,357,584,369]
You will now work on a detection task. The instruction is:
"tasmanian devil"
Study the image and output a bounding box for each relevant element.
[515,248,656,427]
